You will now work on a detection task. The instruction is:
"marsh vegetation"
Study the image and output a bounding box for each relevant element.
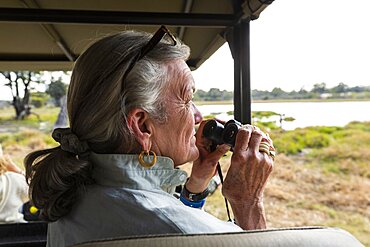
[0,106,369,245]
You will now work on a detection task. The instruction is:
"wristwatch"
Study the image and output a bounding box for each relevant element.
[181,184,210,202]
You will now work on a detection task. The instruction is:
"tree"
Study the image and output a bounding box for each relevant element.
[208,88,223,101]
[312,82,327,94]
[193,89,207,101]
[271,87,288,98]
[331,82,349,94]
[46,78,67,106]
[1,71,42,120]
[31,92,50,108]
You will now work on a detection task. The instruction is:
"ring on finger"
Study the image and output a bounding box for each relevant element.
[259,148,276,160]
[260,141,276,152]
[259,144,276,160]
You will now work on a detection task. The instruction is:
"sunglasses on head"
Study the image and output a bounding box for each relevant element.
[122,25,177,82]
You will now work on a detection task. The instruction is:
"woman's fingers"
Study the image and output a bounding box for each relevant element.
[233,125,252,153]
[208,144,230,163]
[249,127,264,154]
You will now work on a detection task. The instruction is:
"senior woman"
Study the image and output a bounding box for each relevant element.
[25,26,274,247]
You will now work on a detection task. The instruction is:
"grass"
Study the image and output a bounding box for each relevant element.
[0,106,369,245]
[0,106,59,165]
[0,106,60,133]
[202,121,370,246]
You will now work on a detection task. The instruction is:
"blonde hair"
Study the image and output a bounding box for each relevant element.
[0,157,7,175]
[25,30,190,221]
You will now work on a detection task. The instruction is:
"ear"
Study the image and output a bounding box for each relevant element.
[127,108,155,151]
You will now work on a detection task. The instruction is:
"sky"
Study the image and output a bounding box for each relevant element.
[192,0,370,92]
[1,0,370,100]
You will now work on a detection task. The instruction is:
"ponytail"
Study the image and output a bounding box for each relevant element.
[25,142,94,222]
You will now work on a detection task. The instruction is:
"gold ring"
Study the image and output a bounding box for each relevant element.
[259,143,270,150]
[269,150,276,160]
[259,142,276,161]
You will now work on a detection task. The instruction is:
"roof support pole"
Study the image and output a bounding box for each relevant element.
[20,0,76,61]
[177,0,194,39]
[228,19,251,124]
[239,19,252,124]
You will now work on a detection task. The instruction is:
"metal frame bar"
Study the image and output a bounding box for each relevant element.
[178,0,194,39]
[0,7,235,27]
[227,19,252,124]
[19,0,76,61]
[239,20,252,124]
[0,3,257,124]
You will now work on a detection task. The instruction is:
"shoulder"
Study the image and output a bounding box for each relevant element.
[4,172,27,187]
[5,171,26,180]
[158,202,242,234]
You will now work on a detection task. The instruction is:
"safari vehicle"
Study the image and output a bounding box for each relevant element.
[0,0,365,246]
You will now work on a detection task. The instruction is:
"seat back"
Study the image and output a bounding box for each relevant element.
[74,227,364,247]
[0,222,47,247]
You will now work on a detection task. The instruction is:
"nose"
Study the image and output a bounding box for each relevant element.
[192,102,203,124]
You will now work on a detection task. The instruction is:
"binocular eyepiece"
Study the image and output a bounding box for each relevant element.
[203,119,242,148]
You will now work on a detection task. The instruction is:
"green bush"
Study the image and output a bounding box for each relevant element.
[313,126,343,134]
[272,127,332,154]
[0,133,11,143]
[345,121,370,132]
[272,131,305,154]
[252,111,279,118]
[254,121,280,131]
[305,132,330,148]
[31,92,49,108]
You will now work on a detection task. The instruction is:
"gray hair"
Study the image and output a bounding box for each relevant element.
[25,30,190,221]
[68,30,190,153]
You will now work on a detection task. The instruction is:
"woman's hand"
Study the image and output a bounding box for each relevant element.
[222,125,274,230]
[186,120,230,193]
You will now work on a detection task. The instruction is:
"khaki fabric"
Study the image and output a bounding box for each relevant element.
[74,227,364,247]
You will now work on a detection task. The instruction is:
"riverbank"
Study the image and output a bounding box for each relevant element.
[0,107,369,245]
[195,98,370,105]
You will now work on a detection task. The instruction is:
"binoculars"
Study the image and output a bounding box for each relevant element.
[203,119,242,148]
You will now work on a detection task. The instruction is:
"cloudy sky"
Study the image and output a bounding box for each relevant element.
[192,0,370,92]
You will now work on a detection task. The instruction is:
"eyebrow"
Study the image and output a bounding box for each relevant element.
[180,83,193,99]
[187,74,196,93]
[179,68,195,90]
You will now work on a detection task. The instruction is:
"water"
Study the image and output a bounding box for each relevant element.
[197,101,370,130]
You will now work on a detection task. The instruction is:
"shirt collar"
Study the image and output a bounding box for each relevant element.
[90,153,188,194]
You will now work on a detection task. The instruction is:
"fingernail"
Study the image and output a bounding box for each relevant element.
[253,125,259,130]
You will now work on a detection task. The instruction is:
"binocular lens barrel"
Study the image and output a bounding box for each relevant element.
[222,122,239,147]
[202,119,242,148]
[203,120,225,145]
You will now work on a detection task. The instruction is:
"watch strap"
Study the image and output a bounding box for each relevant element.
[181,184,210,202]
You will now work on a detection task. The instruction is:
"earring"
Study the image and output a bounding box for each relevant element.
[138,150,157,168]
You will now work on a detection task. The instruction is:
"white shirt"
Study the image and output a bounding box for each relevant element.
[0,172,28,223]
[47,153,242,247]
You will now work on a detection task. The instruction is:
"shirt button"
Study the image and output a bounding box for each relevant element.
[179,174,187,182]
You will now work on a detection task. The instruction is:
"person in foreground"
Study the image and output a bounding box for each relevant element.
[0,148,29,223]
[25,26,275,247]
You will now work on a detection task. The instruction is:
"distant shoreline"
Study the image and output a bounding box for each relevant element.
[195,98,370,105]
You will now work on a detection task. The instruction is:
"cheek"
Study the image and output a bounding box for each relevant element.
[184,111,196,139]
[176,107,194,130]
